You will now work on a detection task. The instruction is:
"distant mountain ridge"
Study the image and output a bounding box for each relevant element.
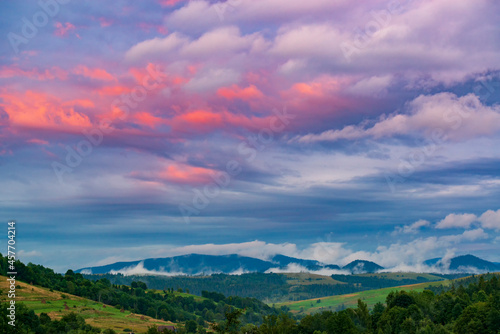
[424,254,500,272]
[76,253,499,276]
[342,260,384,274]
[271,254,341,270]
[76,253,344,275]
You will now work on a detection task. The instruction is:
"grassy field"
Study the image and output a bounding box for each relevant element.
[153,289,208,302]
[350,272,445,281]
[0,276,178,333]
[284,273,347,286]
[275,280,452,315]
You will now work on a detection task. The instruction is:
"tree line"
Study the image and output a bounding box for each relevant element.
[206,274,500,333]
[0,254,281,333]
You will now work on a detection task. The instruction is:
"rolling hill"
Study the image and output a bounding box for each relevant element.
[0,275,178,333]
[275,279,451,315]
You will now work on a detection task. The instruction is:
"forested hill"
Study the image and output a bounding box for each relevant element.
[82,272,456,303]
[266,273,500,334]
[0,253,282,330]
[1,253,499,333]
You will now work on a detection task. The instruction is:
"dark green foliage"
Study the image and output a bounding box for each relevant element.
[218,273,499,334]
[2,253,499,334]
[210,308,244,334]
[331,274,449,290]
[83,272,424,302]
[185,319,197,333]
[202,290,226,302]
[0,307,100,334]
[0,253,281,331]
[387,290,416,309]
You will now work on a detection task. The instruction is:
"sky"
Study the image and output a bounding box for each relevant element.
[1,0,500,273]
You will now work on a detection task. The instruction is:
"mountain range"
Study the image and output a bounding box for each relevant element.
[76,253,500,276]
[423,254,500,272]
[76,254,344,275]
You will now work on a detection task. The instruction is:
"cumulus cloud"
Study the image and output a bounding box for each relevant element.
[433,209,500,231]
[461,228,488,241]
[346,75,393,97]
[165,0,500,83]
[74,229,495,275]
[125,32,188,61]
[109,261,187,276]
[181,26,264,58]
[270,23,345,60]
[164,0,349,34]
[3,0,500,273]
[436,213,478,229]
[184,68,240,92]
[169,240,299,261]
[126,26,265,63]
[393,219,430,235]
[163,230,491,272]
[295,242,353,265]
[18,250,42,257]
[296,93,500,143]
[265,263,349,276]
[478,209,500,231]
[338,228,492,271]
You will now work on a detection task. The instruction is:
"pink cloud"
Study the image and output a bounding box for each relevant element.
[73,65,115,81]
[171,109,223,132]
[98,17,113,27]
[97,85,132,96]
[134,112,166,128]
[54,22,76,37]
[159,0,185,6]
[131,162,215,186]
[296,93,500,143]
[217,84,264,101]
[0,90,92,130]
[167,108,272,136]
[27,139,49,145]
[0,66,68,81]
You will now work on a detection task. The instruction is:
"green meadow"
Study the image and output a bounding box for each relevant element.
[275,279,452,315]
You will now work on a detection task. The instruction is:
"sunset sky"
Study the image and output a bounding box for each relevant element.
[1,0,500,272]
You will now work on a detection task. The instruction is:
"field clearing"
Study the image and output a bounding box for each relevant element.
[153,289,208,302]
[0,275,178,333]
[275,279,452,315]
[351,272,446,281]
[284,273,347,286]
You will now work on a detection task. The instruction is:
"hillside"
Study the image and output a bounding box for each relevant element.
[275,279,450,315]
[276,272,500,315]
[0,275,178,333]
[84,271,452,304]
[0,254,282,332]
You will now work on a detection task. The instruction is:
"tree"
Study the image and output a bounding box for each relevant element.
[146,325,159,334]
[454,303,489,334]
[209,308,243,334]
[326,311,357,334]
[354,299,371,329]
[371,301,385,330]
[185,319,197,333]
